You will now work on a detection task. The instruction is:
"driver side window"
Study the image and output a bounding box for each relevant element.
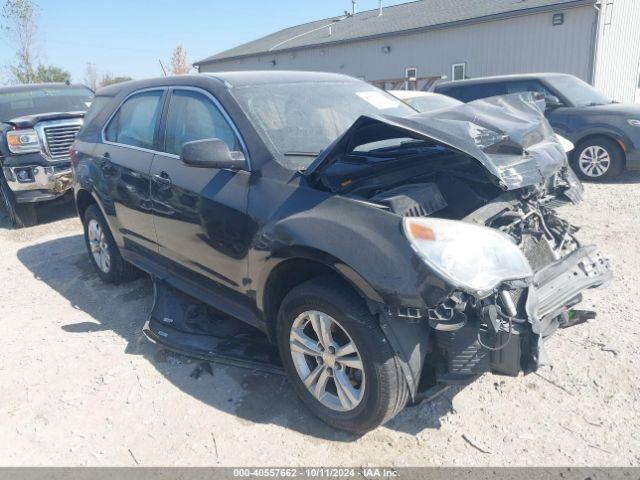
[164,90,240,156]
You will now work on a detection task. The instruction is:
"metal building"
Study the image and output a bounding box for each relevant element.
[195,0,640,103]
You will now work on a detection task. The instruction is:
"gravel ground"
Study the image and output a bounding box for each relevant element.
[0,176,639,467]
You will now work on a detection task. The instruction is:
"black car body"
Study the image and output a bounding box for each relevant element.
[73,72,612,433]
[436,73,640,181]
[0,83,92,226]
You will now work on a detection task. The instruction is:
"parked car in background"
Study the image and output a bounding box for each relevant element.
[388,90,462,113]
[0,83,92,227]
[436,73,640,181]
[73,72,611,433]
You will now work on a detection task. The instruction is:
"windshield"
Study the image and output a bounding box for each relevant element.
[231,81,415,170]
[545,76,611,107]
[0,86,93,120]
[405,94,463,113]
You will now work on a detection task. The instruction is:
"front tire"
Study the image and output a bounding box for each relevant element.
[0,175,37,228]
[573,137,624,181]
[276,276,409,433]
[82,204,136,284]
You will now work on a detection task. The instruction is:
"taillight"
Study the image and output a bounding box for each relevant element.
[69,144,77,168]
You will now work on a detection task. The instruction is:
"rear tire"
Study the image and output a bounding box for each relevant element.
[82,204,137,284]
[573,137,624,181]
[0,175,37,228]
[276,276,409,433]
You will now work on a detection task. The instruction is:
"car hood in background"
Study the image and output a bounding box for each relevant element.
[576,102,640,117]
[306,93,568,191]
[6,111,86,129]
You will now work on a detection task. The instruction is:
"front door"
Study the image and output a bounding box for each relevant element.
[97,89,165,253]
[150,88,252,293]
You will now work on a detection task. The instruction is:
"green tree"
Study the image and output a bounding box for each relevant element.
[34,64,70,83]
[1,0,39,83]
[99,73,132,87]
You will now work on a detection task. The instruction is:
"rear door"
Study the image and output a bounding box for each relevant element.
[95,89,165,253]
[150,87,252,293]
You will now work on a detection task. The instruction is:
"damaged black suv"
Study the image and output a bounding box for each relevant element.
[73,72,612,433]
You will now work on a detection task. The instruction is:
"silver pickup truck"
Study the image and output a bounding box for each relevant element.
[0,83,92,227]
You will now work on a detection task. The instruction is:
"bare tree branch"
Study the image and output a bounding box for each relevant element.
[84,62,98,90]
[169,44,191,75]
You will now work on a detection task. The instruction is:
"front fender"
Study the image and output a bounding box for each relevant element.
[571,125,634,159]
[250,194,452,312]
[255,245,384,313]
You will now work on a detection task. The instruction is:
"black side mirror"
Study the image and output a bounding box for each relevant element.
[545,95,564,109]
[180,138,246,169]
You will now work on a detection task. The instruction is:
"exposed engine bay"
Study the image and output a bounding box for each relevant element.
[352,171,610,382]
[306,93,611,384]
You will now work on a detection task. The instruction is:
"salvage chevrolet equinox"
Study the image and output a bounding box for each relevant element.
[73,72,612,433]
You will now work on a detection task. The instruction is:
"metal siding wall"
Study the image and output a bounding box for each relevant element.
[200,7,596,84]
[593,0,640,102]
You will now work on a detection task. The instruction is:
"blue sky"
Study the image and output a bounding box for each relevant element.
[0,0,408,84]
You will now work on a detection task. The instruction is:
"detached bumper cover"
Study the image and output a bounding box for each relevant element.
[428,245,613,384]
[528,245,613,322]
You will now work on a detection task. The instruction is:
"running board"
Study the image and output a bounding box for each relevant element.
[143,277,283,375]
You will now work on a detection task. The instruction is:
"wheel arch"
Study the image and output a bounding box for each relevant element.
[75,188,97,220]
[258,247,384,340]
[74,187,123,244]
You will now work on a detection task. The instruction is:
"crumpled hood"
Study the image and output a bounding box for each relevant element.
[306,93,568,191]
[6,111,85,129]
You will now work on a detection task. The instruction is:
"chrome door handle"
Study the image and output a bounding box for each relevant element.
[152,172,172,186]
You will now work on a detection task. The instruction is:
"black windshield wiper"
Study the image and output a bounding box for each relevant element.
[284,151,320,157]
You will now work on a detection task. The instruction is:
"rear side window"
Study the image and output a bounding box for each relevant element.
[164,90,240,156]
[105,90,163,150]
[76,95,108,140]
[82,96,108,128]
[442,83,508,102]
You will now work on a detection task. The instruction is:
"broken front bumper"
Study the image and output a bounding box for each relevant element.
[529,246,612,322]
[431,245,612,383]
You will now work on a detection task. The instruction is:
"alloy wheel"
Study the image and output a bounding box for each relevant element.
[87,219,111,273]
[289,310,365,412]
[578,145,611,178]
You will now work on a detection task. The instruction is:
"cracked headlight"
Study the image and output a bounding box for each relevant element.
[403,217,533,297]
[7,129,40,154]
